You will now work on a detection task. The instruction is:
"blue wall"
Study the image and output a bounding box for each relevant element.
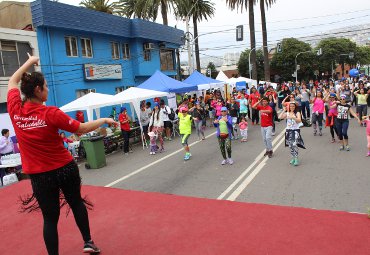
[31,0,184,122]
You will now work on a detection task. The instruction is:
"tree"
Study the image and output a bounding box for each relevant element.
[238,48,264,81]
[270,38,315,82]
[260,0,275,82]
[175,0,215,72]
[315,38,357,78]
[355,46,370,65]
[119,0,174,25]
[226,0,258,80]
[80,0,121,14]
[207,61,216,72]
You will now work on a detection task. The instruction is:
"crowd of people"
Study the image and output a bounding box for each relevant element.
[136,78,370,166]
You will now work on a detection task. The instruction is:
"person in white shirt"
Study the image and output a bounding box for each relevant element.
[160,100,173,141]
[149,102,165,152]
[0,129,14,156]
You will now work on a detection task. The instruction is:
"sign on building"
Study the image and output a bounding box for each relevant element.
[84,64,122,80]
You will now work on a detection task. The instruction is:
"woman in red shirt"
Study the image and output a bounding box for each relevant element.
[7,54,116,254]
[249,87,261,125]
[119,107,131,154]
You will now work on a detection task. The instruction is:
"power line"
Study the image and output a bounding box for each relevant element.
[199,8,370,28]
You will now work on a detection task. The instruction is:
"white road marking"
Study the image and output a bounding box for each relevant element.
[217,129,286,200]
[226,136,286,201]
[104,132,216,187]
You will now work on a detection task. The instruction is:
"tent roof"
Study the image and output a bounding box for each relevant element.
[138,70,198,93]
[216,71,229,82]
[60,92,115,112]
[112,87,168,104]
[184,70,222,86]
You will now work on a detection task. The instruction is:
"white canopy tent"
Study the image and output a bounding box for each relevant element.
[215,71,228,82]
[60,92,115,121]
[112,87,169,149]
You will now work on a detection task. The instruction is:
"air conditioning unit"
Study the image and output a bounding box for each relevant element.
[143,43,155,50]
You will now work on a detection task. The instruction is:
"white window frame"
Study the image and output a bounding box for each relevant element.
[122,43,130,60]
[115,86,124,94]
[81,38,93,58]
[111,42,120,60]
[143,50,151,61]
[65,36,78,57]
[76,88,96,98]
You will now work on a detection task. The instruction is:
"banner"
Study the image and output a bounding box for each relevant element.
[84,64,122,80]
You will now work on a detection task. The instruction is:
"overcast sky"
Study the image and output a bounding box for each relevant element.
[4,0,370,58]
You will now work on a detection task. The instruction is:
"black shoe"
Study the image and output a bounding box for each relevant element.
[83,240,101,253]
[268,151,273,158]
[263,150,268,156]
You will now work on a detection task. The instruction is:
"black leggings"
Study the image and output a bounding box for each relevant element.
[28,161,91,255]
[252,109,260,124]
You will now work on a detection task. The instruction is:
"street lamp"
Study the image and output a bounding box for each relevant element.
[295,51,311,83]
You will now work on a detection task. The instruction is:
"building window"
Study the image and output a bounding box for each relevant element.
[0,40,33,77]
[76,88,96,98]
[122,43,130,59]
[160,49,175,71]
[115,86,133,94]
[115,86,124,94]
[81,38,93,58]
[144,50,151,61]
[111,42,120,59]
[65,36,78,57]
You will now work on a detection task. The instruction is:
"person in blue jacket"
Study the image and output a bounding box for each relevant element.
[214,106,234,165]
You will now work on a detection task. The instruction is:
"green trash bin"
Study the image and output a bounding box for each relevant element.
[82,135,106,169]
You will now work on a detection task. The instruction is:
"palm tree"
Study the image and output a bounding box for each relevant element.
[119,0,174,25]
[226,0,257,80]
[80,0,119,14]
[175,0,215,72]
[260,0,275,81]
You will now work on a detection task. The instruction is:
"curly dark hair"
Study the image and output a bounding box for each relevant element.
[20,72,45,99]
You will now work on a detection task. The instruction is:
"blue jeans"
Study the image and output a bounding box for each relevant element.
[336,119,349,140]
[301,101,310,119]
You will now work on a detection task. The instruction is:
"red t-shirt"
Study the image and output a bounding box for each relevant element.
[119,113,130,131]
[256,105,273,127]
[7,89,80,174]
[249,92,261,106]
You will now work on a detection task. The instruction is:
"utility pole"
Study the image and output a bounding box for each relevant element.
[185,17,193,75]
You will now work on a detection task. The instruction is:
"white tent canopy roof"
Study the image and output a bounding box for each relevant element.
[216,71,229,82]
[112,87,169,105]
[60,92,115,112]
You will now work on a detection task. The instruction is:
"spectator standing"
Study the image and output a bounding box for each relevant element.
[119,107,131,155]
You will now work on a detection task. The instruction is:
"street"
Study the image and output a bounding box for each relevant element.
[79,116,370,214]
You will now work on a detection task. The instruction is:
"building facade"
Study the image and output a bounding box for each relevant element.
[0,27,39,113]
[30,0,184,119]
[0,1,33,30]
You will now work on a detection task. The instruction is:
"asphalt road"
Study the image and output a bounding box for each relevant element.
[79,113,370,213]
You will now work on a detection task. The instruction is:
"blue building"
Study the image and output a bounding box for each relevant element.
[30,0,184,119]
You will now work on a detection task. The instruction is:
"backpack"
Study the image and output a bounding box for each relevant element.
[167,107,176,121]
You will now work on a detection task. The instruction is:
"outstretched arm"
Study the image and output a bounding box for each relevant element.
[8,53,39,91]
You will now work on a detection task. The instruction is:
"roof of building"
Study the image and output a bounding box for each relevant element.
[30,0,184,45]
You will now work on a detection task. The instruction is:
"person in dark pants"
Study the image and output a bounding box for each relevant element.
[7,53,116,254]
[119,107,131,155]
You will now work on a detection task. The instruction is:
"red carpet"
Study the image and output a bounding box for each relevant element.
[0,180,369,255]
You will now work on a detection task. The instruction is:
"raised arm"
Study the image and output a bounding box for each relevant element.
[8,53,39,91]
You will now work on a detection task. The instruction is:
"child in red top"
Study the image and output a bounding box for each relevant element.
[7,53,116,254]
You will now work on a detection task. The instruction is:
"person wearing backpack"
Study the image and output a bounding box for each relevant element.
[160,100,173,141]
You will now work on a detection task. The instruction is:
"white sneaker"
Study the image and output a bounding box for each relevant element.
[227,158,234,165]
[221,159,227,165]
